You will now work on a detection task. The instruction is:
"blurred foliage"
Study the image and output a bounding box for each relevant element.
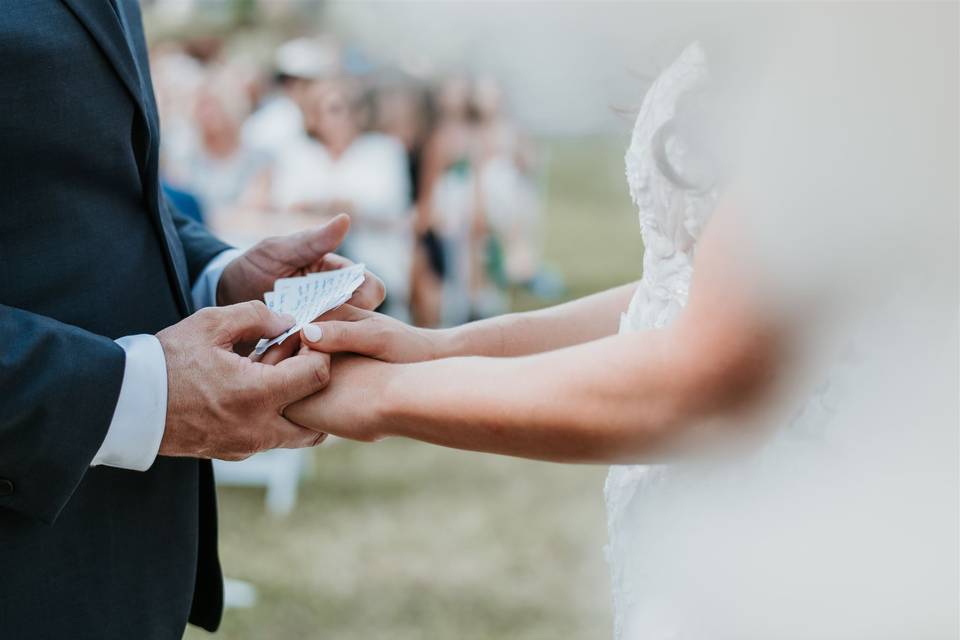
[229,0,258,27]
[143,0,325,47]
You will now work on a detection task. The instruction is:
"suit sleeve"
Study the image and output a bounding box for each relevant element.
[0,304,125,524]
[166,197,233,287]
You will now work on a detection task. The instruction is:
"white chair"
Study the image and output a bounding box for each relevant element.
[213,448,307,516]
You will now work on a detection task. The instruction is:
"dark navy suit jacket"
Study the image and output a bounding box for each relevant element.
[0,1,228,636]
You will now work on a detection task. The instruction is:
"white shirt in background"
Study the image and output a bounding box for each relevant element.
[241,93,306,159]
[273,133,413,318]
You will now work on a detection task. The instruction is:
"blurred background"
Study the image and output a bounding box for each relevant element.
[139,1,674,638]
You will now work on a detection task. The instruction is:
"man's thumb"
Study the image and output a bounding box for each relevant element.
[287,213,350,261]
[217,301,295,345]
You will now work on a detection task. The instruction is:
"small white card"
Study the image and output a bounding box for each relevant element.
[253,264,365,356]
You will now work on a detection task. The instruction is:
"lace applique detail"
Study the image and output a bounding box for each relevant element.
[605,42,718,640]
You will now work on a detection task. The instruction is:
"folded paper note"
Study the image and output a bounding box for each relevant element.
[253,264,365,356]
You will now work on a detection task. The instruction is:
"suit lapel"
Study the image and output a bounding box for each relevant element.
[111,0,194,315]
[58,0,193,317]
[58,0,149,130]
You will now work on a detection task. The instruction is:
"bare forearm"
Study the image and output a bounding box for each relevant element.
[377,281,777,464]
[289,204,781,461]
[438,282,637,358]
[382,331,694,463]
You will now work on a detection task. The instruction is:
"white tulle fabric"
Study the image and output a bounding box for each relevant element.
[604,42,718,639]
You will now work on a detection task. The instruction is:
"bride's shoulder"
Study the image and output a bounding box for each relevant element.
[625,42,712,211]
[632,41,709,137]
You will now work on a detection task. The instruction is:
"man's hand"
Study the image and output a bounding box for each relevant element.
[216,213,385,311]
[284,354,396,444]
[156,301,332,460]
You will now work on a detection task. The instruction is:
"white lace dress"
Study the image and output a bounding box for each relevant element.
[604,42,719,639]
[603,17,955,637]
[604,42,851,639]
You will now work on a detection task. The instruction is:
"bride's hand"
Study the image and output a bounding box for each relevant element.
[283,354,395,442]
[299,305,448,364]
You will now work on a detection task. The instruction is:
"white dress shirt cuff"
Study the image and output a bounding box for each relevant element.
[191,248,243,309]
[91,249,240,471]
[91,334,168,471]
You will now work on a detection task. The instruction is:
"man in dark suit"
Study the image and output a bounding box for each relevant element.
[0,1,383,638]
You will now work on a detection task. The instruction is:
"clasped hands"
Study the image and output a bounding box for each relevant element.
[155,214,394,461]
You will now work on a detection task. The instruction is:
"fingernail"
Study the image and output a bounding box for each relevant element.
[279,313,296,325]
[302,324,323,342]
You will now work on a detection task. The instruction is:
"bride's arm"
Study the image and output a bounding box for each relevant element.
[304,282,637,362]
[443,282,637,357]
[286,217,780,463]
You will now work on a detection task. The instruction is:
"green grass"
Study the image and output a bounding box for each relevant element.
[186,135,640,640]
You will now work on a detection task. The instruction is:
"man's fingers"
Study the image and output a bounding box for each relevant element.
[318,253,353,270]
[285,213,351,265]
[350,272,386,311]
[268,350,333,403]
[257,333,301,365]
[266,415,327,450]
[319,254,385,311]
[215,301,294,345]
[300,319,382,357]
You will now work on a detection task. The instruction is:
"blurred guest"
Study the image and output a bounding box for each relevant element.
[374,81,436,203]
[374,81,441,326]
[164,69,271,224]
[242,37,338,159]
[474,76,543,308]
[418,76,484,326]
[162,181,204,225]
[151,41,207,177]
[273,78,413,319]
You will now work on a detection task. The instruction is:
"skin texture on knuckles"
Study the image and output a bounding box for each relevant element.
[156,302,332,460]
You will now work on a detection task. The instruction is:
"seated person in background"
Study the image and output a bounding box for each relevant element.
[273,78,413,320]
[373,80,440,327]
[242,37,338,159]
[163,68,272,226]
[417,76,485,327]
[474,76,543,295]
